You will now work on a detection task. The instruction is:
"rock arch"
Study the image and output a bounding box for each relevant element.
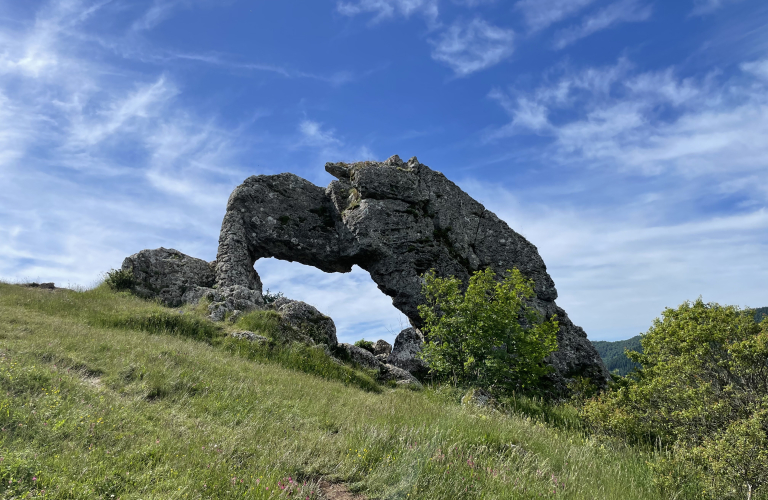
[210,155,609,386]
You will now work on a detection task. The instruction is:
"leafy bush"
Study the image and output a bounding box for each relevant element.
[582,298,768,498]
[104,268,135,291]
[354,339,375,353]
[417,268,558,395]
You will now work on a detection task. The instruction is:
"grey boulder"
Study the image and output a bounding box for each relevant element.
[373,339,392,357]
[388,327,429,377]
[121,248,215,307]
[379,363,422,387]
[274,299,338,347]
[338,343,380,370]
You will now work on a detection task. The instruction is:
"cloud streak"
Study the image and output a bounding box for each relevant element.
[337,0,439,23]
[553,0,653,49]
[430,18,514,76]
[515,0,598,32]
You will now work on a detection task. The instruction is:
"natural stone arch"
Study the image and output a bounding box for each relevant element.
[211,155,609,387]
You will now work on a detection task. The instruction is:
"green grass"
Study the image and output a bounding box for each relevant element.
[0,282,675,499]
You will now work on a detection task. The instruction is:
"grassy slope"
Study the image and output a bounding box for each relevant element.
[0,283,662,499]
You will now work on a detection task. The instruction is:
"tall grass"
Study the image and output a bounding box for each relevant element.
[0,282,683,499]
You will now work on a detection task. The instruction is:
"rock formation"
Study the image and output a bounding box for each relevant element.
[124,155,609,388]
[388,327,429,377]
[121,248,215,307]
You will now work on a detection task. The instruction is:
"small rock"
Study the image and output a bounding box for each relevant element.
[276,300,338,347]
[338,343,381,370]
[379,363,422,388]
[228,310,243,324]
[122,248,216,307]
[372,339,392,357]
[461,388,497,409]
[230,331,269,343]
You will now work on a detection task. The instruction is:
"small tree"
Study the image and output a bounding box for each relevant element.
[582,298,768,498]
[417,268,558,394]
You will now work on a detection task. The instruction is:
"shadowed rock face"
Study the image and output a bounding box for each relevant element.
[214,155,609,387]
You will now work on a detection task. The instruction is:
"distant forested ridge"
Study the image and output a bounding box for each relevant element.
[592,307,767,377]
[755,306,768,323]
[591,336,642,376]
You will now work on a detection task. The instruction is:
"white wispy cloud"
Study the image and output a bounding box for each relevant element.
[132,0,234,32]
[0,0,253,285]
[430,18,514,76]
[167,51,365,86]
[491,59,768,179]
[483,58,768,337]
[336,0,439,23]
[515,0,598,32]
[690,0,740,16]
[553,0,652,49]
[742,58,768,80]
[298,120,343,148]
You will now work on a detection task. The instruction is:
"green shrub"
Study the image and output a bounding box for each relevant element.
[104,268,135,291]
[582,298,768,498]
[417,268,558,395]
[354,339,375,353]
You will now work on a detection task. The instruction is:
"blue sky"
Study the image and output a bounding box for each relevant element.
[1,0,767,343]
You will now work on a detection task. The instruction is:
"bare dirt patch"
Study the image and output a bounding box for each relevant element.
[318,480,367,500]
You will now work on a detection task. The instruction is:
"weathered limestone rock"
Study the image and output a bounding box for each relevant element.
[379,363,422,387]
[274,299,338,347]
[210,155,608,388]
[373,339,392,357]
[338,343,381,370]
[388,327,429,377]
[230,331,270,343]
[121,248,216,307]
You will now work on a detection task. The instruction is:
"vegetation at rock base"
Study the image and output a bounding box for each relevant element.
[417,268,559,395]
[582,298,768,499]
[353,339,375,354]
[103,268,135,291]
[0,281,667,499]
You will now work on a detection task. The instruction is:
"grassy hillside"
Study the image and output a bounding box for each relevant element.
[0,282,673,499]
[590,337,642,377]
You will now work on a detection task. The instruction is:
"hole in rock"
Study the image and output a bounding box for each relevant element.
[254,258,410,345]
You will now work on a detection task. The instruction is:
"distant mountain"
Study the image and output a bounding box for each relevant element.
[592,307,767,377]
[591,336,642,377]
[754,307,768,323]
